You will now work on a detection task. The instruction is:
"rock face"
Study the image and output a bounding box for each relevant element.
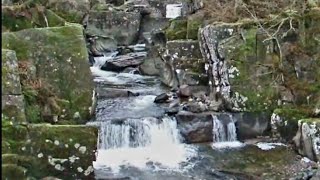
[2,49,26,123]
[198,24,234,101]
[292,120,320,162]
[2,122,98,179]
[2,24,94,123]
[234,112,270,140]
[176,111,213,143]
[86,9,141,46]
[159,40,207,88]
[176,111,271,143]
[2,4,66,32]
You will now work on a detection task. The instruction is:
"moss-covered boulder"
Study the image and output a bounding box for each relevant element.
[2,120,98,179]
[2,25,94,124]
[2,49,27,123]
[2,4,66,32]
[165,18,202,41]
[2,49,22,96]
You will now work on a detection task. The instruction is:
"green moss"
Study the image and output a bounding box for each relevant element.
[2,25,94,124]
[2,120,98,179]
[227,28,279,112]
[2,4,66,32]
[2,164,28,180]
[273,107,311,141]
[166,18,203,40]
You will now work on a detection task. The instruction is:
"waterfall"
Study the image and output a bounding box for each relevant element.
[212,115,226,142]
[211,114,243,149]
[98,117,182,150]
[94,117,196,172]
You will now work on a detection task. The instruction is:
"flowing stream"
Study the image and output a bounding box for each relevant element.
[88,53,300,180]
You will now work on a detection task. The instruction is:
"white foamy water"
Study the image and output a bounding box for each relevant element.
[212,114,237,142]
[256,142,287,151]
[90,55,153,85]
[211,114,244,149]
[212,141,245,149]
[94,117,197,173]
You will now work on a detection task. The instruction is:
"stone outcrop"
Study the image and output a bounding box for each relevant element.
[2,49,26,123]
[86,9,141,46]
[2,24,94,123]
[2,122,98,179]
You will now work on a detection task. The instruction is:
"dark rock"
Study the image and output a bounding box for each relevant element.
[127,91,140,97]
[179,84,192,97]
[122,67,140,74]
[101,52,147,72]
[86,9,141,46]
[154,93,169,103]
[235,112,271,140]
[165,107,179,115]
[175,111,213,143]
[183,102,207,113]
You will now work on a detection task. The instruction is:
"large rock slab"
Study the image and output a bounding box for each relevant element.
[176,111,213,143]
[86,9,141,46]
[2,24,94,123]
[2,49,21,95]
[234,112,271,140]
[2,122,98,179]
[101,52,147,72]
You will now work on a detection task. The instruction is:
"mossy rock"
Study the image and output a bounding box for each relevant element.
[165,18,203,40]
[2,164,28,180]
[2,49,22,95]
[2,122,98,179]
[2,4,66,32]
[273,107,311,141]
[2,25,94,123]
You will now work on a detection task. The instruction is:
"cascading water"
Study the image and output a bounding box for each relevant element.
[94,116,196,173]
[211,114,244,149]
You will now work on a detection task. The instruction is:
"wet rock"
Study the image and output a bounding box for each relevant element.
[235,112,271,140]
[179,84,192,97]
[102,52,147,72]
[87,36,117,56]
[165,107,180,115]
[154,93,169,103]
[175,111,213,143]
[86,9,141,46]
[122,67,140,74]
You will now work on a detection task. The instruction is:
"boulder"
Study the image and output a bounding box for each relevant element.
[2,4,66,32]
[101,52,147,72]
[2,24,94,124]
[179,84,191,97]
[2,123,98,179]
[234,112,271,140]
[86,9,141,46]
[139,45,166,76]
[175,111,213,143]
[154,93,169,103]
